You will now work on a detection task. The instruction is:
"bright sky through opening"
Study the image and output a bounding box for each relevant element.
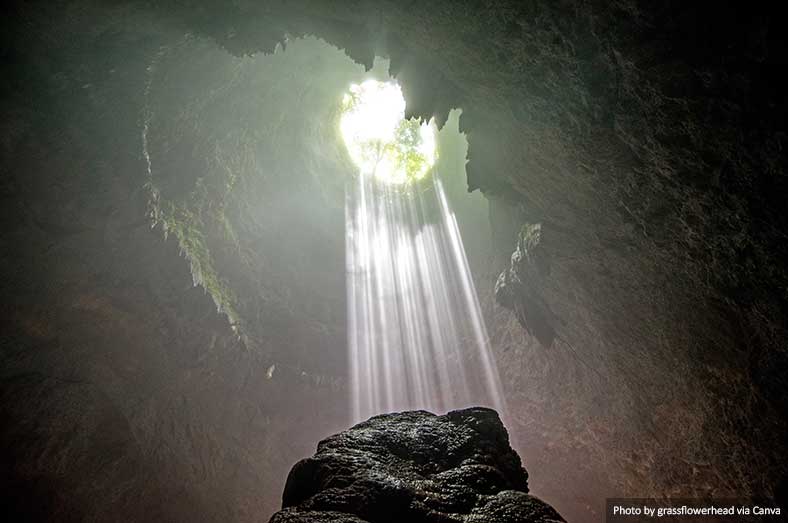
[340,79,436,185]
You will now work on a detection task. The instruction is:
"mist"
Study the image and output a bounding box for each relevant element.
[2,3,786,522]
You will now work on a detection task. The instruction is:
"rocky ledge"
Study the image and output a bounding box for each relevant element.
[269,407,564,523]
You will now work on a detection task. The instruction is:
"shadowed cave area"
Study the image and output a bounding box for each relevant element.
[1,2,787,522]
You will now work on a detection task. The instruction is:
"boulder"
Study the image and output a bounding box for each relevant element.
[270,407,564,523]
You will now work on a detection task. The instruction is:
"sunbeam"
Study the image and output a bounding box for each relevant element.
[342,80,507,422]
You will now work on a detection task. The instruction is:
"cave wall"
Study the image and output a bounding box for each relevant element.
[2,1,787,522]
[0,5,351,521]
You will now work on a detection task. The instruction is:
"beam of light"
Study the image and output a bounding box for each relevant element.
[342,81,507,423]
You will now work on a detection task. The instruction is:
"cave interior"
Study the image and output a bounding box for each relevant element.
[1,1,787,522]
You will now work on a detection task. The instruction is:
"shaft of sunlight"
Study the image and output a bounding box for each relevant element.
[342,80,507,423]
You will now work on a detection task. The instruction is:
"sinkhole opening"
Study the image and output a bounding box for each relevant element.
[339,79,437,185]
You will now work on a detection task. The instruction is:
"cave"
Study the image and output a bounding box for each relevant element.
[1,2,786,522]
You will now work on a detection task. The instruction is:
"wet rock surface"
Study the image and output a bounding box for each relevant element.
[270,408,563,523]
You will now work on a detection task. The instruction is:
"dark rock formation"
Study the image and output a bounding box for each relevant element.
[270,408,564,523]
[495,223,556,348]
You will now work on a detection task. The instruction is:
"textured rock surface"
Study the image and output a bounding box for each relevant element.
[270,408,563,523]
[495,223,555,348]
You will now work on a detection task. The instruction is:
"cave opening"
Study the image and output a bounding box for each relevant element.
[339,79,436,185]
[139,33,503,438]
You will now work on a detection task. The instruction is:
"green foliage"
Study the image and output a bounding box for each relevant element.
[157,196,240,326]
[391,118,431,183]
[144,36,362,339]
[340,80,436,185]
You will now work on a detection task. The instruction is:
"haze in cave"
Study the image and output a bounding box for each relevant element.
[1,2,786,522]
